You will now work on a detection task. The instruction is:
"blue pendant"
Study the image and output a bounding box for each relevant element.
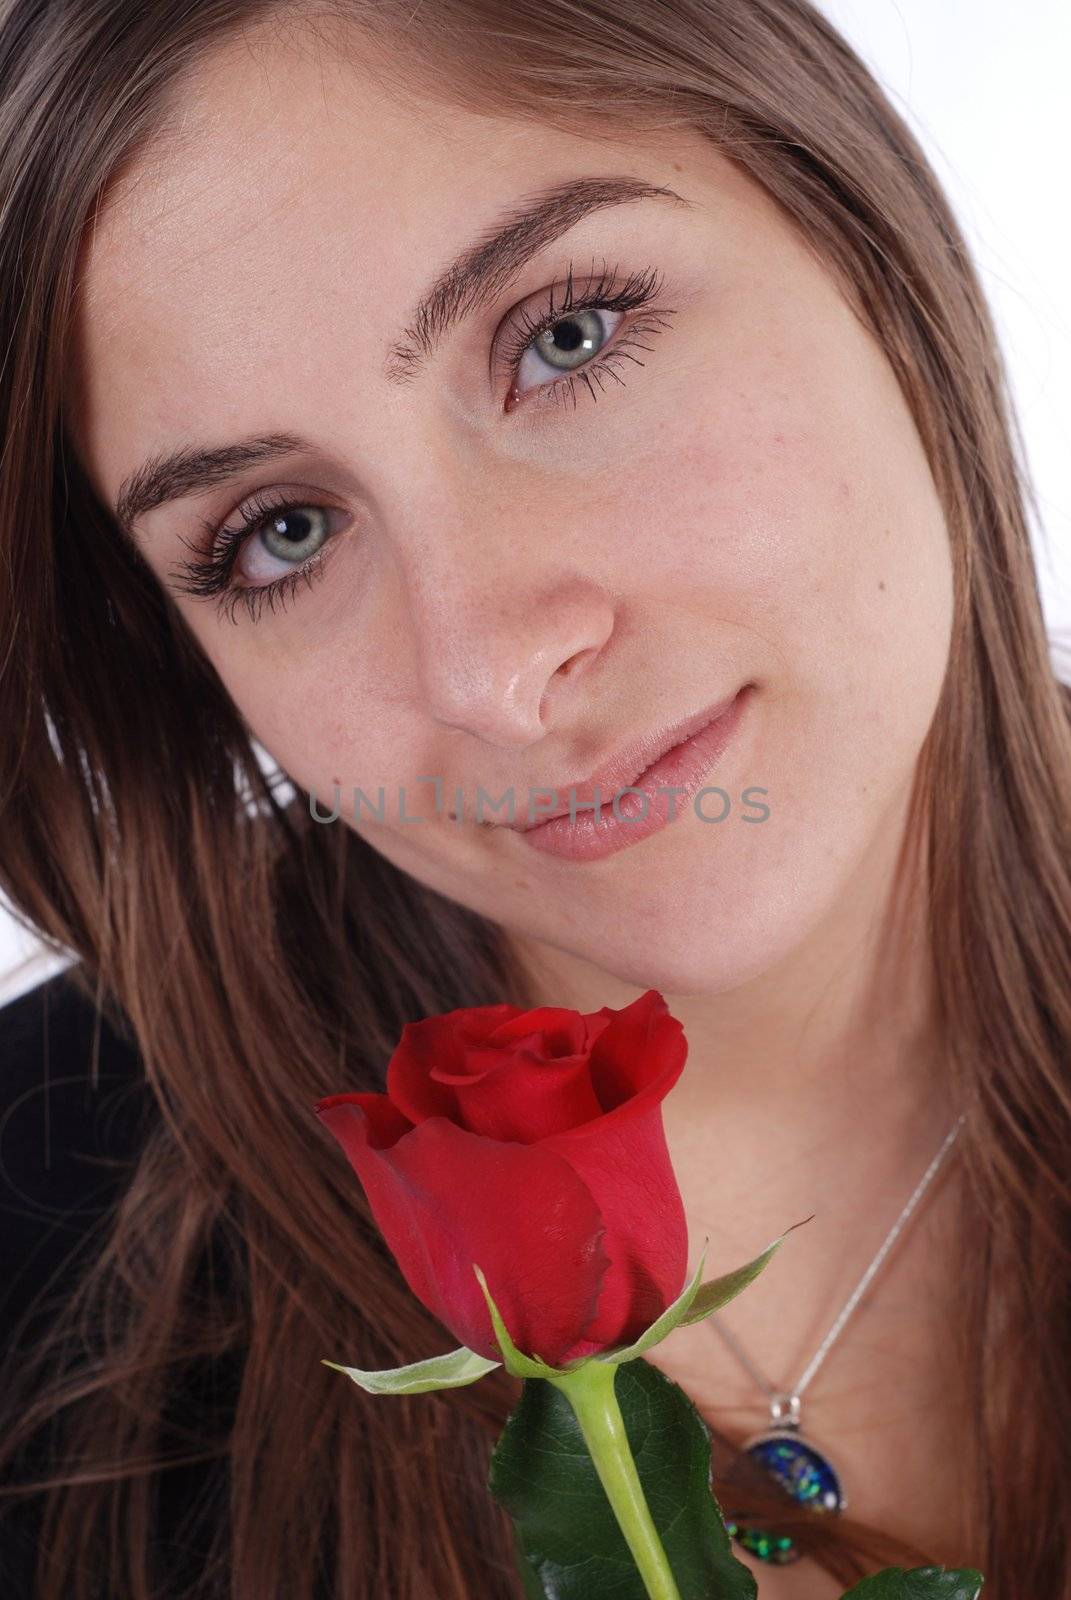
[724,1417,846,1566]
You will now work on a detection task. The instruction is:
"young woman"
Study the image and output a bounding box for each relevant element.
[1,1,1068,1596]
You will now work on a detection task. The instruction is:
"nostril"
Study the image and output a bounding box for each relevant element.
[539,647,597,727]
[559,646,596,678]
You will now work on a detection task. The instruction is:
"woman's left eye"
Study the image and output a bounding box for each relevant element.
[495,260,679,411]
[512,305,623,399]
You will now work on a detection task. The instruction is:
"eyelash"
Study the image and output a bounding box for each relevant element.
[169,259,677,626]
[495,259,674,411]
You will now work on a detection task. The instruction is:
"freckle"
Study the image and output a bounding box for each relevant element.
[878,580,886,591]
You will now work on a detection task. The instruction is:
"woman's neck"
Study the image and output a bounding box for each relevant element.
[510,845,964,1377]
[508,796,955,1150]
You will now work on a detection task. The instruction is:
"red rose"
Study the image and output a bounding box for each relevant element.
[315,988,689,1368]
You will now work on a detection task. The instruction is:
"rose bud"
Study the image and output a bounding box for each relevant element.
[315,988,689,1367]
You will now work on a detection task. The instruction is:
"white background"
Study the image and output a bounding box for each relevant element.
[2,0,1069,1005]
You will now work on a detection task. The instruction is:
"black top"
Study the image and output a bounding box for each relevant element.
[0,967,218,1596]
[0,966,151,1338]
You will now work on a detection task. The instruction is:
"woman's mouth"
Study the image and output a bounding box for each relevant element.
[508,684,753,863]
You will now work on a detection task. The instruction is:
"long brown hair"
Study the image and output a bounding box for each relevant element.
[1,1,1069,1595]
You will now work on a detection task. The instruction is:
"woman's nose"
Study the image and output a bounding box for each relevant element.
[372,429,620,748]
[410,566,617,750]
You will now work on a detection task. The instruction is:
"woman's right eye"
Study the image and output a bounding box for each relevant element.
[237,503,334,585]
[168,492,350,626]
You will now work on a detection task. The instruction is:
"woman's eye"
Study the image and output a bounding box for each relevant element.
[496,263,678,411]
[167,495,349,626]
[512,306,625,398]
[168,265,676,625]
[239,504,333,586]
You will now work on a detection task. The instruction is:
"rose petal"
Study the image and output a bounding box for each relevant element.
[315,1104,612,1364]
[315,1089,414,1146]
[545,1101,689,1358]
[434,1050,605,1141]
[584,989,683,1113]
[540,992,690,1356]
[387,1006,522,1123]
[483,1008,590,1057]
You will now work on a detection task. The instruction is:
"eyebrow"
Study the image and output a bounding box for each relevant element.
[113,174,692,536]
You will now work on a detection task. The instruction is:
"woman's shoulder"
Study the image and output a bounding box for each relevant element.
[0,957,141,1061]
[0,969,247,1594]
[0,962,153,1339]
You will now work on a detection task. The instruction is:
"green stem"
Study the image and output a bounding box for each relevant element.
[544,1359,684,1600]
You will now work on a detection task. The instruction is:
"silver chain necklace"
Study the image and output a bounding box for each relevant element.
[710,1112,966,1567]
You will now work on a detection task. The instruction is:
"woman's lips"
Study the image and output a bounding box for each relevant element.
[507,686,746,832]
[511,685,752,863]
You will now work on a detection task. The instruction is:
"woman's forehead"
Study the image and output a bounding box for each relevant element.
[71,16,747,351]
[66,23,761,523]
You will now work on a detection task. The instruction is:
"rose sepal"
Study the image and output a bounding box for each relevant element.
[472,1214,812,1382]
[317,1211,812,1400]
[592,1214,813,1364]
[472,1263,581,1378]
[320,1344,500,1395]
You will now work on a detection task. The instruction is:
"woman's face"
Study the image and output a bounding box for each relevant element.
[70,23,953,997]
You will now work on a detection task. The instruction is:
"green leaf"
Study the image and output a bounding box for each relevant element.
[320,1344,499,1395]
[840,1567,985,1598]
[675,1216,814,1330]
[488,1353,758,1600]
[514,1524,548,1600]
